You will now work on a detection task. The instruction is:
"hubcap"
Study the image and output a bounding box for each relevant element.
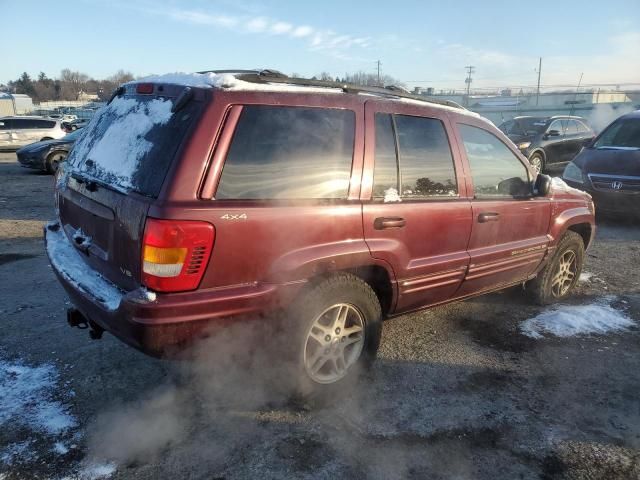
[551,250,577,297]
[530,156,542,174]
[49,153,65,172]
[303,303,365,384]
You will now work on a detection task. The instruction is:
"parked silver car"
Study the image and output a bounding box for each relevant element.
[0,116,66,150]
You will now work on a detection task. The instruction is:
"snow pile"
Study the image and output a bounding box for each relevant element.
[60,462,117,480]
[579,271,594,282]
[0,360,76,435]
[550,176,588,196]
[69,96,173,191]
[45,223,124,311]
[521,298,635,338]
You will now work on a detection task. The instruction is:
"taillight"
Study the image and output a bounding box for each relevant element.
[136,83,155,94]
[142,218,214,292]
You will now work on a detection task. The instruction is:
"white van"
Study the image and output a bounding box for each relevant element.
[0,116,66,150]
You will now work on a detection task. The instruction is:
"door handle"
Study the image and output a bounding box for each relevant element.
[478,212,500,223]
[374,217,406,230]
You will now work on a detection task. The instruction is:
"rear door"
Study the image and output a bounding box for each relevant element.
[454,122,551,296]
[56,85,206,290]
[362,102,472,313]
[544,119,568,165]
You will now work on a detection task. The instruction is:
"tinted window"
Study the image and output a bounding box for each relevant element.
[394,115,457,197]
[594,118,640,149]
[11,119,30,129]
[373,113,399,197]
[565,120,579,135]
[216,106,355,199]
[548,119,566,134]
[515,118,548,135]
[36,120,56,129]
[459,124,530,198]
[576,120,591,133]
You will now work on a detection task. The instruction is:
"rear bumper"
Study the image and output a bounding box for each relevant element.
[44,221,297,356]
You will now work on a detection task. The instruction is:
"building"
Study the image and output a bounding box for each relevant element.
[0,93,34,116]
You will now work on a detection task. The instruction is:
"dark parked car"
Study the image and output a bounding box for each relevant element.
[62,118,90,133]
[563,110,640,216]
[499,115,595,173]
[16,129,83,173]
[44,71,595,394]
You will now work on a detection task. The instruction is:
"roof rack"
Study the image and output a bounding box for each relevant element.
[200,70,464,109]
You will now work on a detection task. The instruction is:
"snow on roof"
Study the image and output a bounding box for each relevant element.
[128,72,344,94]
[127,72,477,116]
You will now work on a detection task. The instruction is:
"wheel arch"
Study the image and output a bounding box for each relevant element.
[567,222,593,250]
[529,148,546,162]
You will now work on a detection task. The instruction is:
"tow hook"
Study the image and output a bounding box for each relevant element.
[66,308,104,340]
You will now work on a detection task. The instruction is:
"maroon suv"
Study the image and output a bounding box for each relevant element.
[45,70,595,390]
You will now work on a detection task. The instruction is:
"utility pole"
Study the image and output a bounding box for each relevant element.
[464,65,475,106]
[376,60,382,86]
[535,57,542,106]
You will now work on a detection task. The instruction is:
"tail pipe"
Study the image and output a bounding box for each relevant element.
[66,308,104,340]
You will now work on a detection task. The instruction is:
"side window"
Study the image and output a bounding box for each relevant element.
[576,120,590,133]
[394,115,458,198]
[0,121,6,130]
[565,120,578,135]
[373,113,399,197]
[11,119,28,130]
[499,120,514,135]
[548,119,565,135]
[216,106,355,200]
[459,124,531,198]
[36,120,56,129]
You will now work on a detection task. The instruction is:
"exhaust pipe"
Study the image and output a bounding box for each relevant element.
[66,308,104,340]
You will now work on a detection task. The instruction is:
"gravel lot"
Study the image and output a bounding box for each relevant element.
[1,151,639,480]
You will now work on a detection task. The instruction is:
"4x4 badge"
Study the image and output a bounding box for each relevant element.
[220,213,248,220]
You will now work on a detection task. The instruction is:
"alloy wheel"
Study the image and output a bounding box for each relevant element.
[303,303,365,384]
[551,250,577,297]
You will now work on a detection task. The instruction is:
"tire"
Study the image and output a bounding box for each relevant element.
[46,151,66,174]
[528,231,584,305]
[286,273,382,398]
[529,152,545,174]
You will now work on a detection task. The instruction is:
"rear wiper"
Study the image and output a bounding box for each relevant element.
[172,87,193,113]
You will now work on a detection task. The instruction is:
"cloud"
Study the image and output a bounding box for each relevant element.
[159,7,367,61]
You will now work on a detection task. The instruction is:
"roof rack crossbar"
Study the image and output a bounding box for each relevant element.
[234,73,464,109]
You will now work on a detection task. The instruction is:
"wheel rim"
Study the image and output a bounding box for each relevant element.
[530,156,542,174]
[551,250,577,297]
[303,303,365,384]
[49,153,65,172]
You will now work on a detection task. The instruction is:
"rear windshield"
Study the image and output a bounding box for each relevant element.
[65,94,201,197]
[594,118,640,150]
[502,118,548,136]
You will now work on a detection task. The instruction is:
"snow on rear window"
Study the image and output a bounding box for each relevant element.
[68,96,173,193]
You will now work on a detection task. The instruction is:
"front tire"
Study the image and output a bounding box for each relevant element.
[528,231,584,305]
[529,152,545,174]
[288,273,382,397]
[46,151,66,174]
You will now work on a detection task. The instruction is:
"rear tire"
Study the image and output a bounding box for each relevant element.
[286,273,382,399]
[529,152,545,174]
[528,231,584,305]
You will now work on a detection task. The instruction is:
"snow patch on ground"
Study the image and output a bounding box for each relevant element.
[579,271,594,282]
[0,442,34,465]
[521,298,635,338]
[45,224,124,311]
[0,360,76,435]
[60,462,117,480]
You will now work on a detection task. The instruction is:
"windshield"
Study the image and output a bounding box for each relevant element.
[593,118,640,149]
[63,129,83,141]
[65,94,201,197]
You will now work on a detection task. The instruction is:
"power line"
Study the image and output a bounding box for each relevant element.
[375,60,382,86]
[464,66,475,105]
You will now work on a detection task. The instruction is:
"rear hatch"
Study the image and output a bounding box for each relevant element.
[56,83,206,291]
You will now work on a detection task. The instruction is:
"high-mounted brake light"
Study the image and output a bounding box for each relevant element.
[142,218,214,292]
[136,83,155,94]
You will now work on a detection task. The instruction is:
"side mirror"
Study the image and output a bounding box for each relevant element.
[534,174,552,197]
[497,176,531,197]
[545,129,561,138]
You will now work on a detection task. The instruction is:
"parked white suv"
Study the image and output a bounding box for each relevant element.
[0,116,66,150]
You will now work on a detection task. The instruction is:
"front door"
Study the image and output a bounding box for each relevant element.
[454,123,552,296]
[362,104,472,313]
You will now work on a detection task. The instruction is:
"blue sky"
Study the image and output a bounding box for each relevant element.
[3,0,639,90]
